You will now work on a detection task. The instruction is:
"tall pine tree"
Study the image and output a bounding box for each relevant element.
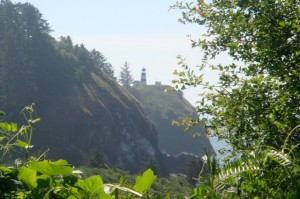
[90,49,115,78]
[119,62,133,88]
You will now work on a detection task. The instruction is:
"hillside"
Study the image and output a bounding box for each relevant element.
[0,1,162,172]
[131,85,214,156]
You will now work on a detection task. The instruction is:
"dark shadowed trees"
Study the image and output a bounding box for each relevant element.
[90,49,115,78]
[0,0,51,110]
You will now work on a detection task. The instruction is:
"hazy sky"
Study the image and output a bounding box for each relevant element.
[13,0,219,104]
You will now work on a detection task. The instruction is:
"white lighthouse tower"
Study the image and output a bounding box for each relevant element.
[141,68,147,85]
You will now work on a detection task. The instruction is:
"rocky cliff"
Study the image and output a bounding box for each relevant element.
[131,85,214,156]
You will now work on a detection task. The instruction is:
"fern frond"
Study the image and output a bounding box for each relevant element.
[282,124,300,151]
[216,162,259,183]
[265,149,292,168]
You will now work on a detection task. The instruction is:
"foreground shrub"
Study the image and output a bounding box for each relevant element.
[0,104,156,198]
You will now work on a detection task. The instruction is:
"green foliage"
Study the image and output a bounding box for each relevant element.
[182,156,203,184]
[75,175,109,198]
[0,105,156,198]
[90,49,115,78]
[80,166,193,198]
[188,134,300,198]
[0,103,38,161]
[55,37,115,79]
[18,167,37,189]
[151,175,193,198]
[30,159,73,176]
[173,0,300,151]
[134,169,157,194]
[172,0,300,198]
[79,167,134,184]
[0,0,52,110]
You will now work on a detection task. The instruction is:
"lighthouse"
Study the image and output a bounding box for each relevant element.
[141,68,147,85]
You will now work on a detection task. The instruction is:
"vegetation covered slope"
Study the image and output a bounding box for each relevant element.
[131,85,214,156]
[0,1,162,172]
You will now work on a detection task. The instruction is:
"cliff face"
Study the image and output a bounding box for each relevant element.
[0,1,162,172]
[1,44,161,171]
[35,71,161,172]
[131,85,215,156]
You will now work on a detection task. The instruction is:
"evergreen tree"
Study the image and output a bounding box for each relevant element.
[0,1,51,110]
[119,62,133,88]
[90,49,115,78]
[58,36,73,51]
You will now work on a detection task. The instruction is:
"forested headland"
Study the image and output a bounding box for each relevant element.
[0,0,299,198]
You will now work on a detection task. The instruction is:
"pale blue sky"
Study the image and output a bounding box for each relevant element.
[13,0,216,104]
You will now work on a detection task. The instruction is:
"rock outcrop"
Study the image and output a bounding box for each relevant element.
[131,85,215,156]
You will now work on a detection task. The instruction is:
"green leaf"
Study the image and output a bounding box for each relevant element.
[53,159,70,166]
[16,140,29,148]
[279,21,285,27]
[119,175,124,184]
[0,111,5,116]
[226,175,236,185]
[133,169,157,193]
[18,167,37,188]
[30,159,73,176]
[11,123,18,132]
[76,175,103,192]
[28,118,41,124]
[36,174,51,188]
[63,174,79,186]
[0,166,12,175]
[76,175,110,198]
[165,192,171,199]
[0,122,17,132]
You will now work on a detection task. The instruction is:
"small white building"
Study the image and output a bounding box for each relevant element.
[133,80,141,87]
[155,81,162,86]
